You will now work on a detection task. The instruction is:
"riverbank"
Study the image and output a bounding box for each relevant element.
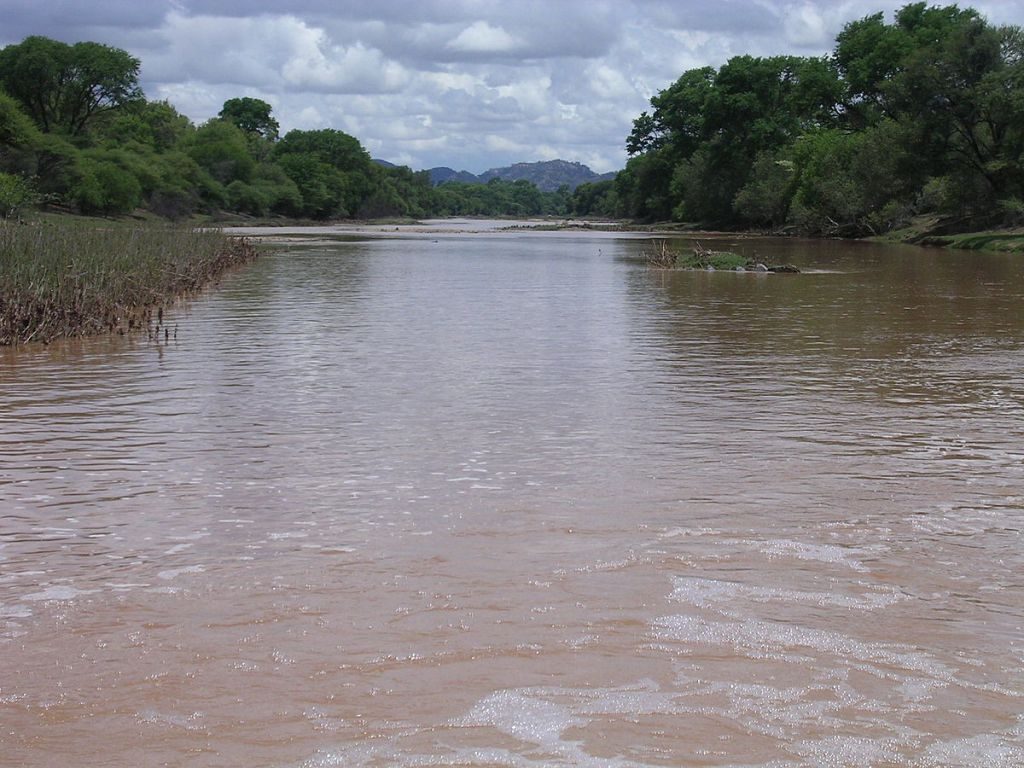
[471,217,1024,254]
[862,213,1024,253]
[0,221,258,346]
[911,230,1024,253]
[21,206,1024,253]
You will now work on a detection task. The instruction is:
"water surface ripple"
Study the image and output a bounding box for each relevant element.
[1,229,1022,766]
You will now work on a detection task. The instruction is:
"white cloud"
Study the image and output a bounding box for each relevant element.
[293,105,328,129]
[783,3,832,47]
[282,40,407,92]
[447,21,521,54]
[5,0,1024,174]
[145,12,407,94]
[485,135,525,152]
[586,63,635,101]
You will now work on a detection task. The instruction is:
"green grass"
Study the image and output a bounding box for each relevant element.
[1,221,258,346]
[675,249,749,270]
[647,240,767,270]
[918,231,1024,253]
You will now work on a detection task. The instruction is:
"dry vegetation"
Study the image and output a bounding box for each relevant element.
[1,222,258,346]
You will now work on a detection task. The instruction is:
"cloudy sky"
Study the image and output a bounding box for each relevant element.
[3,1,1023,173]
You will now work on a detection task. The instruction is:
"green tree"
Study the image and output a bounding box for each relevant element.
[570,179,618,217]
[71,155,142,215]
[0,90,40,149]
[627,67,716,158]
[0,172,37,219]
[0,36,142,136]
[788,122,913,235]
[733,153,795,228]
[0,90,43,179]
[186,119,256,185]
[146,151,207,219]
[272,129,375,218]
[94,100,193,152]
[624,54,840,224]
[834,4,1024,219]
[219,97,279,141]
[618,151,674,221]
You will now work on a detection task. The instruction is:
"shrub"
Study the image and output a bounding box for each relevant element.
[0,171,37,219]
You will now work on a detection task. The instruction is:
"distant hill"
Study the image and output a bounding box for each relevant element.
[478,160,616,191]
[427,166,483,186]
[422,159,617,191]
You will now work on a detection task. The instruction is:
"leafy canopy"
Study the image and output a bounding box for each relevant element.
[219,97,280,141]
[0,36,142,136]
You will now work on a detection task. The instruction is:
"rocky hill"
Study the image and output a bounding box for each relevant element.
[426,166,483,185]
[425,159,617,191]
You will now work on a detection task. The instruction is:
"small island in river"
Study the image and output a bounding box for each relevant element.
[646,240,801,273]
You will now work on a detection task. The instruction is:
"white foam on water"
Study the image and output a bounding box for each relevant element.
[576,553,644,573]
[136,709,207,731]
[127,663,1024,768]
[270,649,296,665]
[571,680,689,717]
[306,681,815,767]
[670,575,905,612]
[0,602,33,618]
[759,539,872,571]
[653,614,953,680]
[22,585,98,601]
[0,569,47,584]
[790,735,901,767]
[303,706,346,732]
[916,734,1024,767]
[156,565,205,580]
[456,690,583,747]
[657,527,723,540]
[167,531,209,541]
[303,744,535,768]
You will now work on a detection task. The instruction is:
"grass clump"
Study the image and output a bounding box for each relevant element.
[645,240,799,272]
[917,231,1024,253]
[1,222,258,346]
[676,247,749,270]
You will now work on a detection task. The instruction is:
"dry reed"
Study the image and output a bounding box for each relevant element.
[1,222,258,346]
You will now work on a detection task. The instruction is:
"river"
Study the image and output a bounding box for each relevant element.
[1,221,1022,766]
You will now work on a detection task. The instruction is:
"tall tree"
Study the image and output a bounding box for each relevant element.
[0,91,41,154]
[186,119,256,185]
[0,36,142,136]
[218,97,279,142]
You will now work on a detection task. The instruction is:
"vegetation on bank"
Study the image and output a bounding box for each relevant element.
[0,36,573,223]
[2,3,1023,248]
[580,2,1024,244]
[0,222,257,346]
[913,231,1024,252]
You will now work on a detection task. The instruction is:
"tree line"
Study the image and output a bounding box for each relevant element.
[0,36,572,221]
[4,4,1023,235]
[577,2,1024,236]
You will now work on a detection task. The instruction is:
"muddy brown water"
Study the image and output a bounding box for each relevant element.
[1,224,1022,766]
